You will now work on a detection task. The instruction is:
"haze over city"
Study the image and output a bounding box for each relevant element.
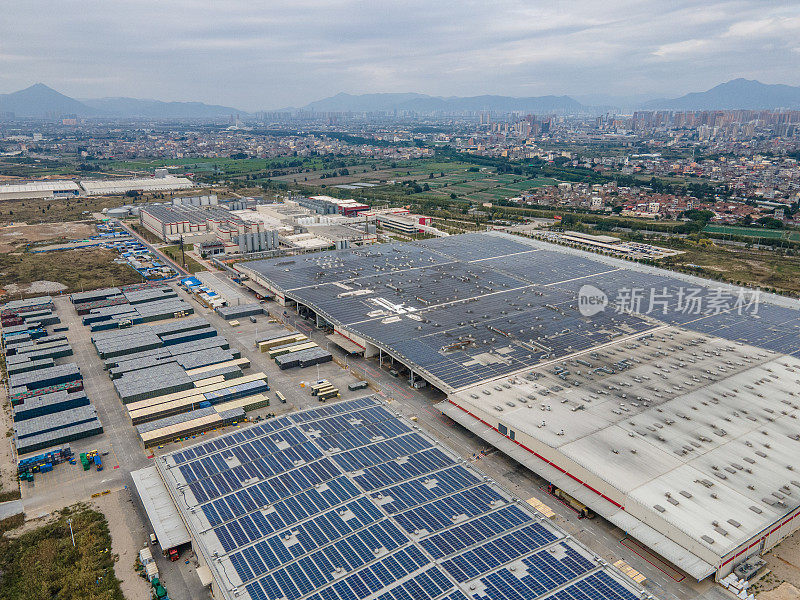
[1,0,800,109]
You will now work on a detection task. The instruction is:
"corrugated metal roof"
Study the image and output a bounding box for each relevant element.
[131,466,191,550]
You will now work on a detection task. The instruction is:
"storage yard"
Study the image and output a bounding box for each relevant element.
[231,230,800,584]
[3,296,104,458]
[70,289,271,448]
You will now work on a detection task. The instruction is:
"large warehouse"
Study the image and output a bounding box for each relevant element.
[140,396,650,600]
[0,180,81,201]
[232,231,800,581]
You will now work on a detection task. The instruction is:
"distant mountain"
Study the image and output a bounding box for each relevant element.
[0,83,97,117]
[302,92,431,112]
[642,79,800,110]
[81,97,242,119]
[572,93,659,111]
[0,83,244,119]
[296,92,587,114]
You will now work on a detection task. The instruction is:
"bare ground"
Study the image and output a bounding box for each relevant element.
[89,489,152,600]
[752,529,800,596]
[757,582,800,599]
[0,221,96,253]
[0,386,19,502]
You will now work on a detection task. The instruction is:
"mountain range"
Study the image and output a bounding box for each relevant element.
[0,83,242,119]
[1,79,800,119]
[641,78,800,111]
[297,92,585,114]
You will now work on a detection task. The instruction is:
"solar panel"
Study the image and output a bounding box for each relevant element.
[235,231,799,392]
[158,396,654,600]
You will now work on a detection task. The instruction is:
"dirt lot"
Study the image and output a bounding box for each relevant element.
[0,248,141,298]
[752,529,800,596]
[0,221,96,253]
[758,582,800,599]
[0,387,20,502]
[90,489,152,600]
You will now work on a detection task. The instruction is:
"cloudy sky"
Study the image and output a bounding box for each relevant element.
[1,0,799,110]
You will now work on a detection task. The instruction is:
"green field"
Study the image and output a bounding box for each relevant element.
[268,158,560,206]
[162,244,205,273]
[0,506,124,600]
[704,224,800,242]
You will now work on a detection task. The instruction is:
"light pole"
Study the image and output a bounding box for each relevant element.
[67,517,75,547]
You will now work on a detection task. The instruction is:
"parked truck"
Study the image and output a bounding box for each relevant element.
[547,484,594,519]
[94,454,103,471]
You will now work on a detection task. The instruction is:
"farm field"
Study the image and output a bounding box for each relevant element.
[704,224,800,242]
[271,158,560,204]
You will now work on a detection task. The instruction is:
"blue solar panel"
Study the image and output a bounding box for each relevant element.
[160,396,651,600]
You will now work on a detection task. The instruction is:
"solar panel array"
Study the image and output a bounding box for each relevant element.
[240,232,799,392]
[159,397,648,600]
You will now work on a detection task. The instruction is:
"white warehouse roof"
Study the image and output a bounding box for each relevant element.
[441,328,800,578]
[131,465,191,550]
[0,180,80,193]
[80,176,193,195]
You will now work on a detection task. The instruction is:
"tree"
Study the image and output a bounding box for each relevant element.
[756,216,784,229]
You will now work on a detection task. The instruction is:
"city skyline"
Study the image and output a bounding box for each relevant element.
[1,0,799,111]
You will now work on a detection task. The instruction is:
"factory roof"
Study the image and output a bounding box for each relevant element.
[131,465,191,550]
[80,176,193,194]
[0,181,79,193]
[154,396,650,600]
[238,231,799,394]
[441,329,800,575]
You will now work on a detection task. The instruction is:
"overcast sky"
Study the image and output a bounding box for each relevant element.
[1,0,799,111]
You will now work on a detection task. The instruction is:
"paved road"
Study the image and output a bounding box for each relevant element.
[117,220,189,278]
[0,499,23,519]
[15,275,718,600]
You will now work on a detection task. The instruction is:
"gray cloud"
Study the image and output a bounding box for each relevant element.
[1,0,798,110]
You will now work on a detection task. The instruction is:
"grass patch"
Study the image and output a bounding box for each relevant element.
[161,244,205,273]
[657,239,800,295]
[0,513,24,535]
[0,248,142,298]
[704,224,800,242]
[0,196,125,224]
[0,489,21,503]
[0,505,124,600]
[128,222,162,244]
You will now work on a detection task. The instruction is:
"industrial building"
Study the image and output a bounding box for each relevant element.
[134,396,650,600]
[0,174,193,201]
[0,180,81,201]
[295,194,370,216]
[232,231,800,581]
[370,208,435,235]
[139,202,280,253]
[79,175,193,195]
